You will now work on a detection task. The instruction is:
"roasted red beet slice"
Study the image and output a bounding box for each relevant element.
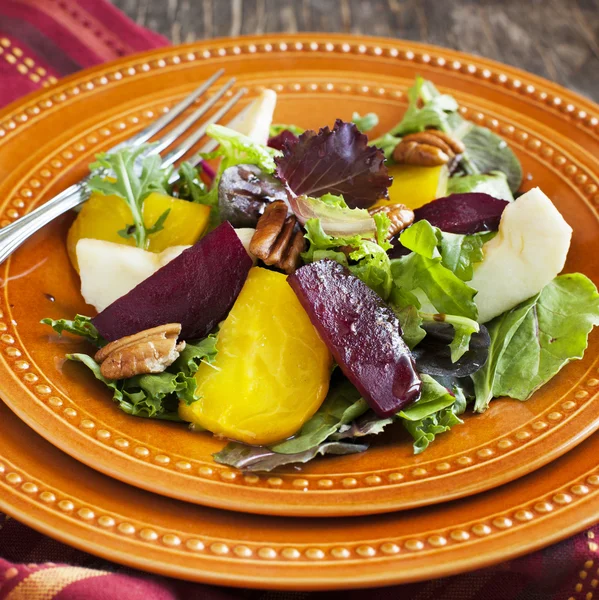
[413,192,509,234]
[288,260,421,417]
[92,222,253,342]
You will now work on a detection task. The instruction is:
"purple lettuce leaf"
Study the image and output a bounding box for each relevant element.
[275,119,391,209]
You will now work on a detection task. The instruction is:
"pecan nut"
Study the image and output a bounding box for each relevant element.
[369,203,415,238]
[94,323,185,380]
[249,200,306,274]
[392,129,465,167]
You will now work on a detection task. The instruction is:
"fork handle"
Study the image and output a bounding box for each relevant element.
[0,184,90,265]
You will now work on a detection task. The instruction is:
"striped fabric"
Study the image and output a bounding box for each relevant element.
[0,0,167,108]
[1,1,598,597]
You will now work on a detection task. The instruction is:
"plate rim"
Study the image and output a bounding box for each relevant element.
[1,397,599,590]
[0,33,598,516]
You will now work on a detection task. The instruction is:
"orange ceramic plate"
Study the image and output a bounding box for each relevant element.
[1,398,599,589]
[0,35,598,517]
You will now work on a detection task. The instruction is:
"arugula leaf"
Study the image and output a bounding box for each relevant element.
[41,315,105,347]
[448,171,514,202]
[175,161,208,203]
[269,123,304,137]
[352,111,379,133]
[472,273,599,412]
[438,231,484,282]
[269,380,368,454]
[66,336,219,420]
[88,146,171,249]
[213,441,368,472]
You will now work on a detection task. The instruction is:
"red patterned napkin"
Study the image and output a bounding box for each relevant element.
[0,1,598,598]
[1,513,598,599]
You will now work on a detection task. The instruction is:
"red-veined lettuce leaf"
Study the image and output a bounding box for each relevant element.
[275,119,391,209]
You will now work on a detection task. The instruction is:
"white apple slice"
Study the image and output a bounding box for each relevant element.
[76,240,189,312]
[233,227,257,263]
[470,187,572,323]
[227,89,277,145]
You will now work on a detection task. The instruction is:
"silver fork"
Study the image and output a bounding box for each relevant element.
[0,69,248,265]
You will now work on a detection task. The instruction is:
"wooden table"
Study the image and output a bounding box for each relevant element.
[111,0,598,101]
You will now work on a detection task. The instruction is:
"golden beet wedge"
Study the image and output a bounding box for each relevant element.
[179,267,332,445]
[67,191,211,271]
[373,163,448,211]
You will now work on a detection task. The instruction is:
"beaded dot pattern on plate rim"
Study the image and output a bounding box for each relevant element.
[0,41,599,493]
[1,454,599,561]
[0,37,597,142]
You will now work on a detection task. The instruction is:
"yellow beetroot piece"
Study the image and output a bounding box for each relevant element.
[67,191,211,271]
[373,164,448,210]
[179,267,332,445]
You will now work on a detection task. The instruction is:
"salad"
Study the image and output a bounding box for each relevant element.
[43,77,599,472]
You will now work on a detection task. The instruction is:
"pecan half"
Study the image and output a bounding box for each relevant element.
[392,129,465,167]
[94,323,185,380]
[249,200,306,274]
[369,203,415,238]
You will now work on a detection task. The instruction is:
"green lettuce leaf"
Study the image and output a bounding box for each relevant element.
[396,305,426,349]
[446,315,480,363]
[371,77,459,158]
[302,213,394,300]
[199,124,283,215]
[391,220,479,319]
[391,252,478,319]
[41,315,105,347]
[66,336,219,420]
[269,380,368,455]
[398,374,457,421]
[403,408,462,454]
[206,124,281,174]
[352,111,379,133]
[174,334,218,376]
[399,374,464,454]
[371,76,522,188]
[88,145,172,249]
[472,273,599,412]
[399,219,440,259]
[448,170,514,201]
[438,231,484,282]
[459,123,523,193]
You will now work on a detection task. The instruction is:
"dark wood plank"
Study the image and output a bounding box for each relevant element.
[109,0,599,100]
